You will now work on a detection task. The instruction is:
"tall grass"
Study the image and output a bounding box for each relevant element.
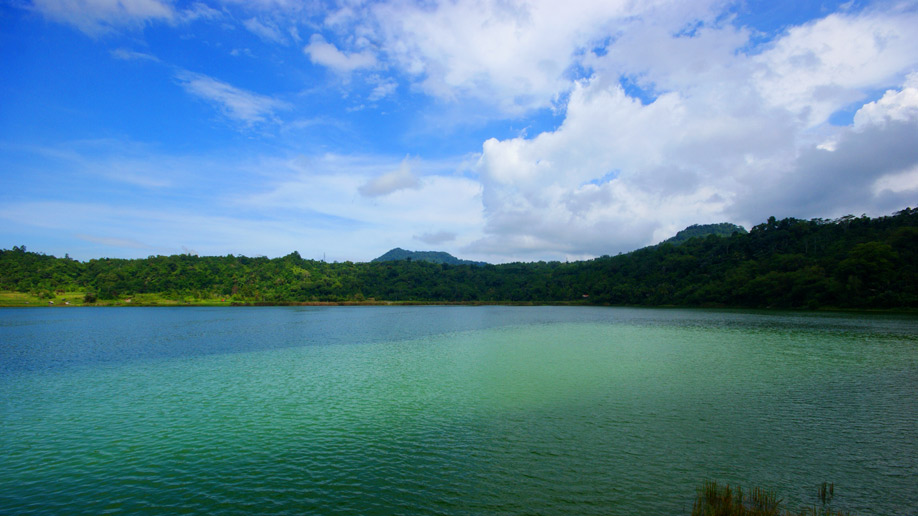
[691,481,854,516]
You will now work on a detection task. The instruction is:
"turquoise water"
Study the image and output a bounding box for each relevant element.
[1,306,916,515]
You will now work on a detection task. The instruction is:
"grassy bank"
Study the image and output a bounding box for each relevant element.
[0,291,234,307]
[0,291,593,308]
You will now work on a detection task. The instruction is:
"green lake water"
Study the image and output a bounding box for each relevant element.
[1,306,916,515]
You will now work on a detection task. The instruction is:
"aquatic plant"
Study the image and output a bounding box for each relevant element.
[691,481,854,516]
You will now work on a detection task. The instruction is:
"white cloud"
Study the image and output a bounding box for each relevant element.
[232,154,484,260]
[29,0,175,35]
[365,0,724,115]
[752,10,918,127]
[230,47,255,58]
[26,0,224,35]
[13,1,918,264]
[368,75,398,101]
[470,74,773,259]
[464,6,918,261]
[854,72,918,129]
[180,2,223,22]
[873,165,918,196]
[733,118,918,222]
[304,34,377,73]
[243,17,286,44]
[358,158,420,197]
[0,150,484,262]
[175,71,290,126]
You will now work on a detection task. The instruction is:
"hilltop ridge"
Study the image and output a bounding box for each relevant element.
[659,223,748,246]
[372,248,488,266]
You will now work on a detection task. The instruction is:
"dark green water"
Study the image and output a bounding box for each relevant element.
[1,306,916,515]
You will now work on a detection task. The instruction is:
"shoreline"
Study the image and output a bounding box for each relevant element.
[0,299,585,308]
[2,295,915,314]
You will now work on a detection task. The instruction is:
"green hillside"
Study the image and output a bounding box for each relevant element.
[2,208,917,310]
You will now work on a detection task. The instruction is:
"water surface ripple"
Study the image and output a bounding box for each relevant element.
[1,306,916,515]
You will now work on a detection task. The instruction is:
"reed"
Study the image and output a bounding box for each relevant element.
[691,481,854,516]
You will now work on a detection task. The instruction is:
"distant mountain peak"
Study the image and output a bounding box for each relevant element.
[372,248,487,266]
[661,223,747,246]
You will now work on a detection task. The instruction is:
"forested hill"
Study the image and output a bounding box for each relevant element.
[2,208,917,310]
[660,223,747,246]
[372,248,487,266]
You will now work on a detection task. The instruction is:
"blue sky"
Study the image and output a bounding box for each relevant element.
[2,0,917,263]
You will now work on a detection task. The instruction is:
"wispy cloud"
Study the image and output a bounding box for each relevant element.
[230,153,484,260]
[175,71,290,126]
[0,200,339,259]
[29,0,175,35]
[180,2,222,23]
[27,0,224,35]
[5,140,175,189]
[368,75,398,101]
[75,233,151,250]
[109,48,160,62]
[243,17,286,44]
[358,159,420,197]
[304,34,377,73]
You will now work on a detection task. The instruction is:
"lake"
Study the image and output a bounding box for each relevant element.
[1,306,916,515]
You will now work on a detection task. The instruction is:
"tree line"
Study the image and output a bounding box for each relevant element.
[2,208,916,309]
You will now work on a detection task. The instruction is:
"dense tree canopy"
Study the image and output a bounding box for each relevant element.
[2,208,917,309]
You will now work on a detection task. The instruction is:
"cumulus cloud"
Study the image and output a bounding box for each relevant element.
[734,76,918,220]
[175,71,290,126]
[854,72,918,129]
[356,0,745,115]
[29,0,175,35]
[751,11,918,127]
[358,159,421,197]
[732,119,918,222]
[470,75,773,258]
[304,34,376,73]
[463,6,918,261]
[366,0,646,114]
